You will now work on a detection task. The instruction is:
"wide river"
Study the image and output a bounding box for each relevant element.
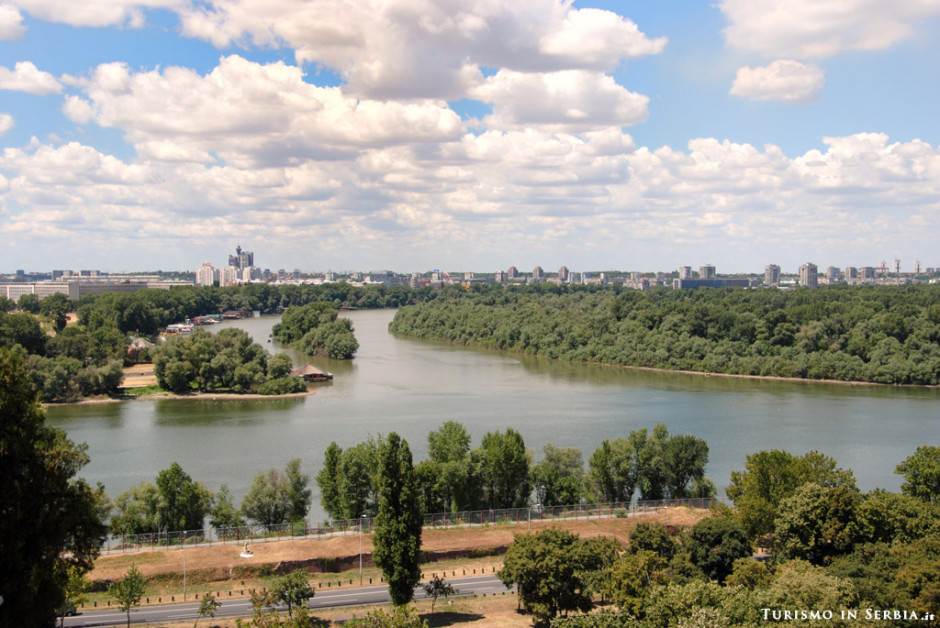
[47,309,938,522]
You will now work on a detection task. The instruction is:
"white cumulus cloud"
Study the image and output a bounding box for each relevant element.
[730,60,825,104]
[719,0,940,58]
[10,0,187,29]
[471,69,649,132]
[0,61,62,94]
[177,0,665,99]
[0,112,13,134]
[0,3,25,40]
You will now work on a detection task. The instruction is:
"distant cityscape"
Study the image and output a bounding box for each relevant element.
[2,246,938,302]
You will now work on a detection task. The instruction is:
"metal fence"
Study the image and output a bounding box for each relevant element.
[101,497,719,556]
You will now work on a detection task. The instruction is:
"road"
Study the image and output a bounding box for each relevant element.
[63,575,512,626]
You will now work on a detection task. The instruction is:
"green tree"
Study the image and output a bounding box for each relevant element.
[629,521,678,560]
[422,574,456,612]
[338,439,380,519]
[774,483,861,565]
[896,445,940,503]
[596,550,669,618]
[478,428,531,509]
[59,565,91,628]
[109,564,147,628]
[110,482,160,535]
[373,433,423,606]
[155,462,212,532]
[241,468,291,526]
[209,484,245,533]
[195,592,221,627]
[285,458,311,523]
[0,349,108,626]
[18,292,41,313]
[268,569,313,618]
[532,444,584,507]
[317,442,345,520]
[587,438,637,503]
[499,528,615,623]
[344,605,429,627]
[663,433,710,499]
[726,449,855,538]
[686,517,751,583]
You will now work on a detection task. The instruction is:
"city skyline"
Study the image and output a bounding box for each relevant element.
[1,1,938,273]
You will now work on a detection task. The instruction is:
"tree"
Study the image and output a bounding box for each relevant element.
[896,445,940,503]
[686,517,751,583]
[587,438,637,503]
[268,569,313,618]
[774,483,861,565]
[0,349,108,626]
[663,434,709,499]
[109,564,146,628]
[18,292,40,313]
[532,444,584,507]
[478,428,531,509]
[59,565,91,628]
[209,484,245,533]
[195,592,221,627]
[155,462,212,532]
[373,432,423,606]
[317,442,345,520]
[629,521,678,560]
[726,449,856,538]
[422,574,456,612]
[500,528,617,623]
[241,468,291,526]
[110,482,160,535]
[344,605,429,627]
[285,458,311,523]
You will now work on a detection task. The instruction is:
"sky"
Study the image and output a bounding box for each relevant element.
[0,1,938,275]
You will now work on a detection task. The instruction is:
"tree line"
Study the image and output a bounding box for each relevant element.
[315,422,714,521]
[272,301,359,359]
[500,445,940,626]
[389,283,940,385]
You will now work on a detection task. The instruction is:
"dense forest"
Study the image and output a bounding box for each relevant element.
[272,301,359,359]
[389,284,940,385]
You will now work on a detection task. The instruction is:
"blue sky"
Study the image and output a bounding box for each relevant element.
[1,0,938,274]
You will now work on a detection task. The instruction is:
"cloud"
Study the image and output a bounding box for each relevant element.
[177,0,665,99]
[3,129,936,271]
[67,56,464,167]
[471,69,649,132]
[11,0,187,28]
[0,3,25,40]
[0,61,62,94]
[730,60,825,104]
[719,0,940,58]
[0,113,13,134]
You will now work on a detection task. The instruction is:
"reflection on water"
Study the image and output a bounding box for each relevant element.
[46,308,939,522]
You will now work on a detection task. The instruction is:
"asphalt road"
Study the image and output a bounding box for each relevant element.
[63,575,513,626]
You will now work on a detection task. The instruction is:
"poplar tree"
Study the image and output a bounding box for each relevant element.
[372,432,423,605]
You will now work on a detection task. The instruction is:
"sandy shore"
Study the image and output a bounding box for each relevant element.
[43,389,315,407]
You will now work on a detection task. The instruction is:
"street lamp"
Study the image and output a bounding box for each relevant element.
[359,514,368,585]
[528,504,541,531]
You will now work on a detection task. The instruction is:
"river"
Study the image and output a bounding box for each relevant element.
[46,308,939,522]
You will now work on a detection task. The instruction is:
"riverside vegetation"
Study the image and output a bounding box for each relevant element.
[389,283,940,385]
[5,348,938,628]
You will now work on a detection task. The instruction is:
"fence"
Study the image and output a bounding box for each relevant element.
[101,497,719,556]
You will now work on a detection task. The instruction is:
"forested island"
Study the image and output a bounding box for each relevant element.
[0,282,418,401]
[389,284,940,385]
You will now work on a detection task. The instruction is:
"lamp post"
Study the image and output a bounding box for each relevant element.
[359,514,368,585]
[528,504,541,531]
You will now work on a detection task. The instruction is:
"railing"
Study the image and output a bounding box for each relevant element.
[101,497,720,556]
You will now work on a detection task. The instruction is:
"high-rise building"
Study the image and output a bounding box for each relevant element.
[196,263,215,287]
[533,266,544,280]
[679,266,693,280]
[845,267,858,280]
[507,266,519,279]
[894,259,901,275]
[494,270,507,282]
[700,264,716,280]
[220,265,240,287]
[229,245,254,270]
[799,262,818,288]
[914,260,923,274]
[764,264,780,286]
[558,266,569,282]
[826,266,841,281]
